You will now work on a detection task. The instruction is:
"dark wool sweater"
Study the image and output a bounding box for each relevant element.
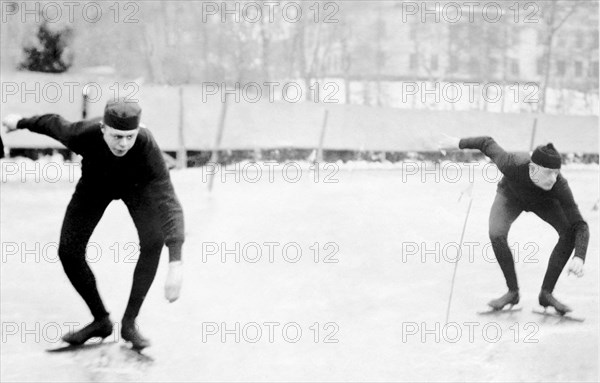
[460,136,589,261]
[18,114,185,261]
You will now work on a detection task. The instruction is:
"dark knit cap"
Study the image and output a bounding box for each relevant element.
[531,143,561,169]
[103,98,141,131]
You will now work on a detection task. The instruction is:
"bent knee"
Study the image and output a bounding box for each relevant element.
[489,230,508,243]
[58,242,87,261]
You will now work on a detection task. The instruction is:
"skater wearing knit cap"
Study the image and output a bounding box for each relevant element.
[2,98,185,350]
[439,135,589,315]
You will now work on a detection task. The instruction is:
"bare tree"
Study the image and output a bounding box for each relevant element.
[537,0,587,112]
[141,2,168,83]
[339,25,354,104]
[374,3,387,106]
[259,19,271,81]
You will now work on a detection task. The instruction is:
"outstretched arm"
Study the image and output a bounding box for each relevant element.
[438,135,522,179]
[3,114,86,154]
[457,136,520,178]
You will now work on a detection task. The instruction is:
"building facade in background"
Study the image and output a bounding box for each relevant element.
[1,0,598,114]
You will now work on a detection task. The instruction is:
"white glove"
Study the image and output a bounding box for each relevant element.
[165,261,183,302]
[437,133,460,155]
[567,257,584,278]
[2,114,23,132]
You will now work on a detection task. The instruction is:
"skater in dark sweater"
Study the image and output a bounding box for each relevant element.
[2,99,185,349]
[439,135,589,314]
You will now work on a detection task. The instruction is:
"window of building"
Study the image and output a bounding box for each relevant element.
[410,25,418,40]
[506,30,516,46]
[469,57,480,74]
[556,60,566,76]
[431,55,439,71]
[537,57,545,76]
[590,61,599,77]
[489,58,499,75]
[575,31,584,49]
[376,22,387,39]
[536,30,545,45]
[449,54,459,73]
[409,53,418,70]
[448,25,459,42]
[574,61,583,77]
[511,59,519,76]
[325,53,340,74]
[488,31,499,47]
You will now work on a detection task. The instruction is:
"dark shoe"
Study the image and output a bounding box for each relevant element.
[62,316,113,345]
[488,290,520,311]
[121,320,151,350]
[539,290,572,315]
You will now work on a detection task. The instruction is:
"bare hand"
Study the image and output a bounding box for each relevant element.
[165,261,183,302]
[568,257,584,278]
[2,114,22,133]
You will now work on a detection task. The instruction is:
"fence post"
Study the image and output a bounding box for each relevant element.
[177,86,187,169]
[208,94,229,192]
[529,116,538,152]
[316,109,329,163]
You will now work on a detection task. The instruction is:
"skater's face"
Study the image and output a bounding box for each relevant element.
[101,124,139,157]
[529,162,559,191]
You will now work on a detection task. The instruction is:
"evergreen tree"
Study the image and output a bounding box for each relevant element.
[20,21,73,73]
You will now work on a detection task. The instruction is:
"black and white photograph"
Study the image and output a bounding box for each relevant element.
[0,0,598,381]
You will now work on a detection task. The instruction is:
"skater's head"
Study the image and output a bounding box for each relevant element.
[101,98,141,157]
[529,143,561,191]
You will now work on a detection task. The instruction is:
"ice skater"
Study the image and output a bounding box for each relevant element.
[439,135,589,314]
[2,98,185,349]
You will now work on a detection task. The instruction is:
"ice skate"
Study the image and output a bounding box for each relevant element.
[487,290,520,311]
[62,316,113,346]
[121,321,151,351]
[538,290,572,315]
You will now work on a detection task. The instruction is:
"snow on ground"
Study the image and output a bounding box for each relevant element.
[1,164,598,382]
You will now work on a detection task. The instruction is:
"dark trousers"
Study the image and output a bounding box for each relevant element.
[58,183,164,321]
[489,192,576,293]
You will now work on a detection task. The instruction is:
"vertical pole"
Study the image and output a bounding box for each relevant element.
[316,109,329,163]
[82,93,89,120]
[445,182,474,323]
[208,94,229,192]
[177,86,187,169]
[72,87,90,161]
[529,117,538,152]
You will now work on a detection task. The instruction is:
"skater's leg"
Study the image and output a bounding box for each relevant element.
[488,192,523,291]
[59,185,112,320]
[531,201,574,293]
[119,196,164,349]
[122,196,164,322]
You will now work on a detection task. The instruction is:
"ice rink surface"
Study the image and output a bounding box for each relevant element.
[1,162,598,382]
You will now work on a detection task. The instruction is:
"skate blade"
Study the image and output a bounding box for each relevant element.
[532,309,584,322]
[46,339,117,353]
[477,307,522,316]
